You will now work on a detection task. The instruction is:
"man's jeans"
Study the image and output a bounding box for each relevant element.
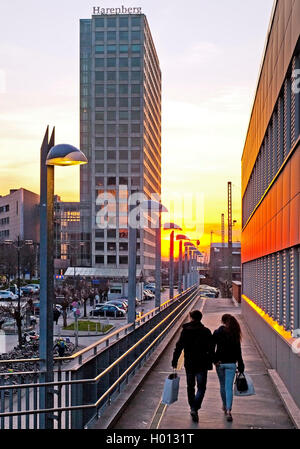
[186,370,208,411]
[216,363,236,411]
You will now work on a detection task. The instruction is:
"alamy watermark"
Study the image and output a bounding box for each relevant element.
[0,330,9,354]
[292,69,300,94]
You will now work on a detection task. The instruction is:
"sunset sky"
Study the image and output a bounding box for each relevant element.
[0,0,274,259]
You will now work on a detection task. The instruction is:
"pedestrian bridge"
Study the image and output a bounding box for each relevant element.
[0,287,296,429]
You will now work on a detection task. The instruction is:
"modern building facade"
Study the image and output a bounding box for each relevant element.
[79,11,161,280]
[0,188,40,242]
[242,0,300,407]
[210,242,241,283]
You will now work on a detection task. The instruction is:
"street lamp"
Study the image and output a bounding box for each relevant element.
[39,127,87,429]
[141,200,168,309]
[163,223,182,299]
[176,234,190,293]
[4,237,33,347]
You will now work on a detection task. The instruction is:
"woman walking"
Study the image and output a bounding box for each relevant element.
[213,314,244,422]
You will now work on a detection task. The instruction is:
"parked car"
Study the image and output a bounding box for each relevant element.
[26,284,40,293]
[144,284,155,294]
[89,304,126,317]
[116,296,141,307]
[103,300,128,311]
[0,290,18,300]
[9,285,23,297]
[143,290,155,301]
[20,286,35,296]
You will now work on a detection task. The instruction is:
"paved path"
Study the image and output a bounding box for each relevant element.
[112,297,294,429]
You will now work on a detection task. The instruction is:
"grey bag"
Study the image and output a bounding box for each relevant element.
[234,372,255,396]
[162,372,180,405]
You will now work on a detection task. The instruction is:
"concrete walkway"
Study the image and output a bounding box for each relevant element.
[112,297,294,429]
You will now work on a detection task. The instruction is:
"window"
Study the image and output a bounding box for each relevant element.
[119,110,129,120]
[119,84,128,95]
[132,137,140,147]
[132,164,140,173]
[131,97,140,107]
[95,58,104,67]
[120,44,129,53]
[107,229,116,238]
[107,242,116,251]
[131,150,140,160]
[119,17,128,27]
[132,57,141,67]
[107,31,116,40]
[131,31,140,40]
[95,229,104,238]
[107,97,116,107]
[95,137,104,146]
[95,85,104,95]
[95,45,104,53]
[107,110,116,120]
[107,17,116,28]
[95,242,104,251]
[95,97,104,107]
[107,177,116,185]
[131,71,141,81]
[107,137,116,147]
[131,110,140,120]
[119,57,129,67]
[119,151,128,160]
[136,256,140,265]
[95,150,104,160]
[107,124,116,134]
[132,17,140,26]
[119,71,128,81]
[107,84,116,94]
[119,229,128,238]
[95,31,104,41]
[95,18,104,27]
[132,84,141,94]
[119,97,128,107]
[95,111,104,121]
[95,255,104,264]
[119,256,128,264]
[119,124,128,134]
[107,150,116,160]
[107,164,116,173]
[95,71,104,81]
[131,123,140,133]
[131,44,141,53]
[107,45,116,54]
[107,71,116,81]
[119,137,128,147]
[95,124,104,134]
[95,176,104,186]
[107,256,116,264]
[107,58,116,67]
[119,164,128,173]
[119,31,128,40]
[132,177,140,186]
[95,164,104,172]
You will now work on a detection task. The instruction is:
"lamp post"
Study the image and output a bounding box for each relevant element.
[142,200,168,309]
[39,127,87,429]
[4,237,33,347]
[163,223,182,299]
[176,234,190,294]
[184,242,194,288]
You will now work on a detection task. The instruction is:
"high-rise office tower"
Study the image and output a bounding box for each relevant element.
[79,12,161,279]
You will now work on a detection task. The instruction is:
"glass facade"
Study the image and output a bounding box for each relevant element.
[79,14,161,276]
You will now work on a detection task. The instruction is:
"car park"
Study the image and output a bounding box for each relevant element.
[90,304,126,317]
[103,300,128,311]
[0,290,18,300]
[143,290,155,301]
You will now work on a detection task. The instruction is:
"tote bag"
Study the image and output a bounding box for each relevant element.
[162,372,180,405]
[234,372,255,396]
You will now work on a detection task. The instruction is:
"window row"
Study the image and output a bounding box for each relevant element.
[243,246,300,332]
[95,255,141,265]
[95,57,141,68]
[95,110,140,120]
[94,16,141,29]
[93,97,141,108]
[95,70,141,81]
[95,31,140,41]
[95,84,141,95]
[0,217,9,226]
[95,44,141,54]
[95,228,140,239]
[0,230,9,238]
[95,137,141,147]
[95,124,141,134]
[243,52,300,226]
[95,150,141,160]
[95,176,141,187]
[95,163,141,174]
[0,205,9,214]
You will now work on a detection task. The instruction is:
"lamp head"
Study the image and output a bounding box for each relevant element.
[46,144,88,167]
[176,234,190,241]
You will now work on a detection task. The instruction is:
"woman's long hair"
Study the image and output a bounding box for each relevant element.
[221,314,242,343]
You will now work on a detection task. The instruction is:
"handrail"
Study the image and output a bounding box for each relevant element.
[0,286,195,367]
[0,286,199,419]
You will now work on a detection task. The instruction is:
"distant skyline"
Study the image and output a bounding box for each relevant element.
[0,0,274,256]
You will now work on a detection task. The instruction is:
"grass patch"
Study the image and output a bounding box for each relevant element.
[63,320,113,332]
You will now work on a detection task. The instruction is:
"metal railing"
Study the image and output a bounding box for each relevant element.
[0,286,199,429]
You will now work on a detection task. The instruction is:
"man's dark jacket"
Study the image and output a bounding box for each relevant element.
[172,321,214,372]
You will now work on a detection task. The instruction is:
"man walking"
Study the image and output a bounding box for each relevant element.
[172,310,213,422]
